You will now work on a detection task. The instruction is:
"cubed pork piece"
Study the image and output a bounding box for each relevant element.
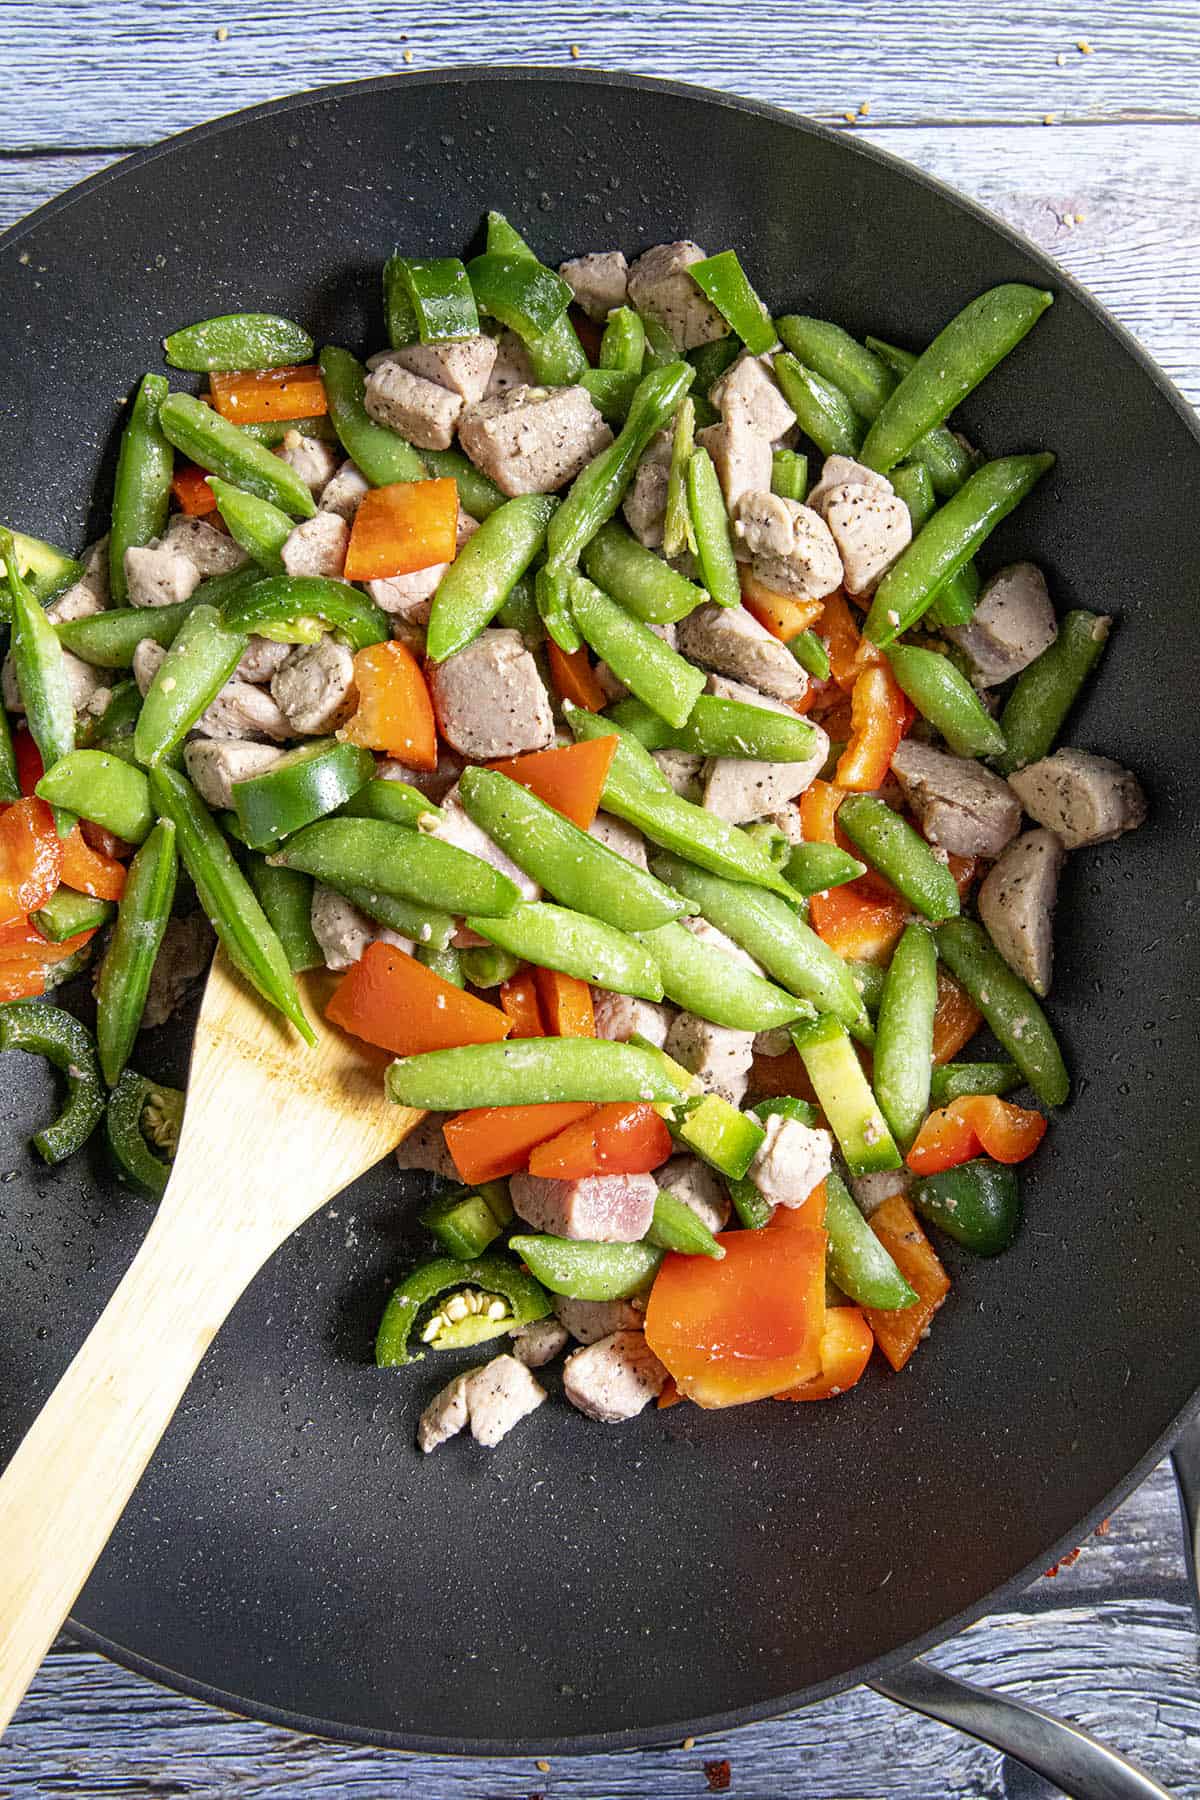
[367,512,478,624]
[431,785,541,902]
[819,483,912,596]
[621,430,672,548]
[664,1010,754,1107]
[700,673,828,823]
[274,433,340,498]
[696,413,774,518]
[124,542,202,609]
[732,491,844,602]
[946,563,1059,687]
[890,738,1022,858]
[657,1153,731,1234]
[319,459,370,521]
[711,353,795,442]
[182,738,285,810]
[46,543,108,623]
[508,1171,658,1243]
[563,1330,668,1422]
[652,748,705,799]
[511,1317,571,1369]
[363,360,463,451]
[280,510,349,579]
[271,635,356,735]
[162,514,248,577]
[626,241,729,350]
[197,678,292,741]
[390,335,499,405]
[458,385,612,497]
[395,1114,459,1180]
[310,883,412,972]
[806,454,893,514]
[428,628,555,760]
[749,1113,833,1209]
[485,329,536,397]
[138,914,215,1028]
[379,750,463,804]
[851,1168,912,1217]
[554,1296,644,1345]
[235,635,293,684]
[2,646,106,717]
[754,1026,794,1058]
[558,250,629,321]
[977,827,1066,997]
[676,602,808,703]
[588,811,650,868]
[463,1355,547,1447]
[684,915,765,973]
[592,990,675,1047]
[131,639,166,697]
[1008,749,1147,850]
[417,1371,471,1453]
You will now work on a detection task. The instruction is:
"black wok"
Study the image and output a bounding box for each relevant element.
[1,70,1198,1753]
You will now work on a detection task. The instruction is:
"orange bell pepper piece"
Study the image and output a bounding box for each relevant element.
[799,777,842,847]
[489,736,617,831]
[498,968,544,1038]
[60,828,127,901]
[338,640,437,768]
[532,967,595,1037]
[809,883,908,963]
[775,1305,875,1400]
[907,1094,1047,1175]
[343,478,459,581]
[931,967,982,1064]
[863,1194,950,1371]
[657,1377,684,1410]
[443,1101,598,1185]
[821,589,881,692]
[325,942,510,1058]
[835,663,913,792]
[528,1102,673,1180]
[739,569,824,642]
[208,363,328,425]
[170,462,218,516]
[545,638,608,712]
[0,797,65,930]
[0,964,47,1002]
[767,1177,828,1233]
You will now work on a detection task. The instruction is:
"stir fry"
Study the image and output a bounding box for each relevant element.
[0,215,1146,1453]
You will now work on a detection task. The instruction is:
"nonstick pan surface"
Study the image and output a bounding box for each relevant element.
[1,70,1198,1753]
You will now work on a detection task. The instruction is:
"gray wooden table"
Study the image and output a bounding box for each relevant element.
[1,3,1197,1793]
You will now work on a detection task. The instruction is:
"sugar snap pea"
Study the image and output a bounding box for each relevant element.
[319,345,427,486]
[885,643,1005,759]
[864,454,1055,646]
[686,445,741,609]
[426,493,557,663]
[133,604,248,766]
[771,447,809,503]
[569,573,705,728]
[995,610,1110,775]
[109,374,173,603]
[419,447,505,521]
[871,922,938,1152]
[891,460,936,534]
[824,1169,918,1309]
[777,316,894,421]
[385,1037,683,1111]
[244,856,323,972]
[149,764,313,1043]
[272,816,520,918]
[467,901,664,1001]
[459,945,522,989]
[0,1000,106,1163]
[458,768,689,931]
[163,312,315,372]
[608,692,817,762]
[494,572,541,639]
[334,882,456,949]
[509,1235,664,1302]
[35,749,153,844]
[3,532,76,834]
[56,568,258,669]
[534,563,582,654]
[580,520,707,625]
[95,819,178,1087]
[662,395,697,561]
[929,1061,1023,1105]
[861,284,1054,473]
[772,354,863,458]
[640,918,807,1031]
[782,840,866,896]
[76,679,142,751]
[646,1188,724,1258]
[600,307,646,373]
[936,919,1068,1107]
[341,778,441,829]
[837,794,961,922]
[209,478,293,573]
[416,945,465,986]
[546,360,695,570]
[158,392,317,519]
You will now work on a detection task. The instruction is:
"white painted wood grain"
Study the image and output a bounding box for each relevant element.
[7,126,1198,406]
[1,0,1198,149]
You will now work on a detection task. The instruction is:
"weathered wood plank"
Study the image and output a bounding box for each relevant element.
[1,0,1198,149]
[5,125,1198,407]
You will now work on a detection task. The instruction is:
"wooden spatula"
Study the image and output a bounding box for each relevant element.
[0,949,420,1735]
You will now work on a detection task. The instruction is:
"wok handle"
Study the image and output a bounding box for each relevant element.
[871,1660,1175,1800]
[1169,1412,1200,1617]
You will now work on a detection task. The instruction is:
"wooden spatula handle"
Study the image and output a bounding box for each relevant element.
[0,1191,269,1735]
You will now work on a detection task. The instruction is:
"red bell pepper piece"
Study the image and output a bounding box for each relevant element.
[326,942,510,1057]
[532,967,595,1038]
[835,662,913,792]
[0,797,65,930]
[906,1094,1047,1175]
[527,1102,673,1180]
[443,1102,597,1185]
[60,828,127,901]
[821,589,881,692]
[171,463,219,516]
[338,641,437,767]
[809,883,908,963]
[488,736,617,831]
[13,730,44,797]
[545,639,608,712]
[498,968,544,1039]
